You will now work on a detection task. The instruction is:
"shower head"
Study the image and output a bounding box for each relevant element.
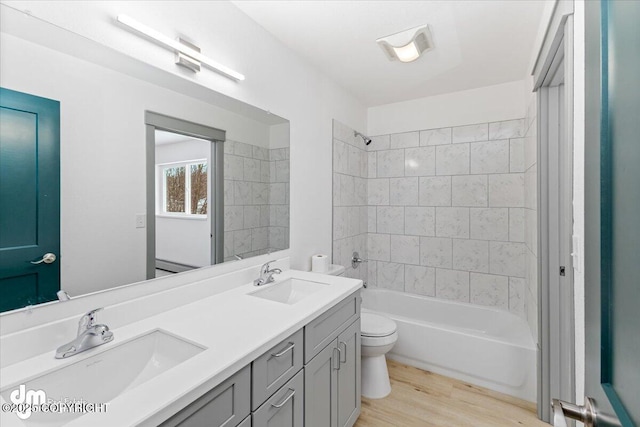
[354,131,372,146]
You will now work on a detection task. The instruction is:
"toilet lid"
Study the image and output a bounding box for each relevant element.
[361,312,397,337]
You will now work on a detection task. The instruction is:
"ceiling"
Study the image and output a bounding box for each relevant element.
[232,0,546,107]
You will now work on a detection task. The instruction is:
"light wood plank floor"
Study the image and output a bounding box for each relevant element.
[356,359,549,427]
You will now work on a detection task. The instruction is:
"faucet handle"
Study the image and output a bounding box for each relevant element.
[85,307,103,322]
[78,308,103,334]
[262,260,277,272]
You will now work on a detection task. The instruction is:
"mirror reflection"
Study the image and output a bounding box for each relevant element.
[155,130,216,275]
[221,131,291,262]
[0,12,290,312]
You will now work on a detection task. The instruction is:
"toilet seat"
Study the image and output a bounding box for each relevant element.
[361,331,398,347]
[361,312,397,337]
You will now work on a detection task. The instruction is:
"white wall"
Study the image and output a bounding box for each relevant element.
[155,138,211,267]
[0,1,367,274]
[367,80,528,136]
[270,123,290,149]
[156,216,210,267]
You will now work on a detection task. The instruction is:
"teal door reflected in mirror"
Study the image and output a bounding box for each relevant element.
[596,0,640,424]
[585,1,640,425]
[0,88,60,312]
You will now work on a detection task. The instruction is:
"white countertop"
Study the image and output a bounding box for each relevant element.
[0,270,362,427]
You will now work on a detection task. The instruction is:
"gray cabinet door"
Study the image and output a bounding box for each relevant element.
[304,291,360,363]
[304,340,339,427]
[253,369,304,427]
[336,319,361,427]
[159,365,251,427]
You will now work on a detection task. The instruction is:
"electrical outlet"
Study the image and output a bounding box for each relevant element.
[135,213,146,229]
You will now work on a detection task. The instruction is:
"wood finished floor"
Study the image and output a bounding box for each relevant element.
[355,359,549,427]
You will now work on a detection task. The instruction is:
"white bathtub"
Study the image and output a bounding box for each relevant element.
[361,289,537,402]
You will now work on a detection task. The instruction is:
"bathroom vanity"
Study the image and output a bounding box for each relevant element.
[161,290,361,427]
[0,270,362,427]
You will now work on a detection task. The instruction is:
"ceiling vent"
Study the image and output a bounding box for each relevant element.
[376,24,434,63]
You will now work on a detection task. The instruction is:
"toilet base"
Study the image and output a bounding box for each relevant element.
[361,354,391,399]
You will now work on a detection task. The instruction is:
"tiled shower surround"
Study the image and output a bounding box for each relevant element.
[224,140,290,261]
[333,119,527,318]
[332,122,369,282]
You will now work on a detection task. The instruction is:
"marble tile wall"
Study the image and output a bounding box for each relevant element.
[332,120,369,281]
[224,140,290,261]
[366,119,527,316]
[524,95,539,338]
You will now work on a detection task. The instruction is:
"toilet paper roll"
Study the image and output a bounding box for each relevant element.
[311,254,329,273]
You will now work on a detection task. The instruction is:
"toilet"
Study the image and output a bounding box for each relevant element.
[317,263,398,399]
[360,312,398,399]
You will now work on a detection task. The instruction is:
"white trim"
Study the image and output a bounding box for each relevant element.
[531,0,575,90]
[572,0,586,406]
[536,15,576,421]
[529,0,560,84]
[157,158,207,167]
[155,214,207,221]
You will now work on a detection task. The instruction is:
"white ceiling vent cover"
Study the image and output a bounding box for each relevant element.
[376,24,434,63]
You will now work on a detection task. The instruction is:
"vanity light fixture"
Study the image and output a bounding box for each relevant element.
[116,14,245,81]
[376,24,434,63]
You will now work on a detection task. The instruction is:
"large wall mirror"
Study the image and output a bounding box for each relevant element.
[0,6,290,312]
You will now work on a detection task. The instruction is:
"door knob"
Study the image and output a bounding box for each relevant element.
[552,398,596,427]
[30,253,57,265]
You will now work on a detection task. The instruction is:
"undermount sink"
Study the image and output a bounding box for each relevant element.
[250,278,329,304]
[0,329,205,426]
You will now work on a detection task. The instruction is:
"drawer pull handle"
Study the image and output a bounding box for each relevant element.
[271,388,295,409]
[339,341,347,363]
[333,347,342,370]
[271,342,294,358]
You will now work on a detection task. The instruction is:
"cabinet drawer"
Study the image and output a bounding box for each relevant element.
[305,290,361,363]
[160,365,251,427]
[253,369,304,427]
[252,329,303,410]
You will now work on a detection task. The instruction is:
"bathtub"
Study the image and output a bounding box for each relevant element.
[361,289,537,402]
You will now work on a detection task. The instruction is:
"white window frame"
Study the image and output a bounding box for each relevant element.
[157,158,208,218]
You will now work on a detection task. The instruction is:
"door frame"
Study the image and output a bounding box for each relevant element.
[144,112,225,279]
[532,1,576,422]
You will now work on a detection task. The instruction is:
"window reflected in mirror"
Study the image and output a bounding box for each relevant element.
[159,161,208,216]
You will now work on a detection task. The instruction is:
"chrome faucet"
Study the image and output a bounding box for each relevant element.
[254,260,282,286]
[55,308,114,359]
